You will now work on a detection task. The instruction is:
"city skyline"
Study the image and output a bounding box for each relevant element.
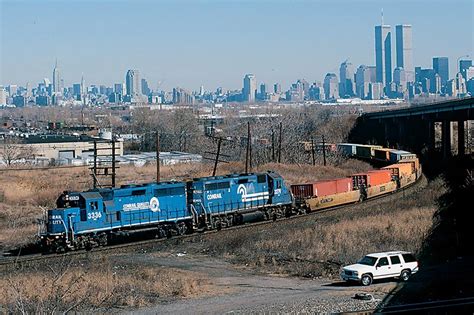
[1,0,473,91]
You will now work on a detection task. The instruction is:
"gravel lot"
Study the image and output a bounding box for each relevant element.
[114,252,396,314]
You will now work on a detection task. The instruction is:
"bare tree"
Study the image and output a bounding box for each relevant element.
[0,137,36,166]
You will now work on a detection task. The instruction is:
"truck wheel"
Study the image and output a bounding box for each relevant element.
[400,269,411,281]
[361,274,373,286]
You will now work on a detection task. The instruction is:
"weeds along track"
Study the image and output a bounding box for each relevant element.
[0,175,428,273]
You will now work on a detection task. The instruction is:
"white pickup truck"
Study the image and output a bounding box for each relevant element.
[340,251,419,286]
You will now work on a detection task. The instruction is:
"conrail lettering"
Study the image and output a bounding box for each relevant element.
[207,193,222,200]
[123,202,150,211]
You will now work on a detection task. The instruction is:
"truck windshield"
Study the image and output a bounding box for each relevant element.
[358,256,378,266]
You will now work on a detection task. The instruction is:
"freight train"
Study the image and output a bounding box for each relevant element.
[39,143,421,252]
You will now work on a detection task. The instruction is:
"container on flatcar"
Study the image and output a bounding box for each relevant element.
[382,163,413,178]
[351,173,368,190]
[337,143,357,156]
[374,148,394,161]
[389,150,417,163]
[398,158,419,174]
[291,178,352,199]
[367,169,392,186]
[355,145,383,159]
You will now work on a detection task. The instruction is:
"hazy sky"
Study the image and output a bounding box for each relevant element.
[1,0,473,91]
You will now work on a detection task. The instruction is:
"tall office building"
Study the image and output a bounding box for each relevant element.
[460,59,473,80]
[126,70,142,99]
[274,83,281,94]
[433,57,449,89]
[73,84,81,96]
[0,87,6,105]
[355,65,377,99]
[395,25,414,82]
[80,75,86,96]
[52,60,61,94]
[339,60,355,98]
[243,74,257,102]
[375,24,392,90]
[323,73,339,100]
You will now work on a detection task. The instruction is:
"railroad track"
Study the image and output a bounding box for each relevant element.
[0,174,428,272]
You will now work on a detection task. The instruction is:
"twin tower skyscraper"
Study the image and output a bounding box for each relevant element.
[375,20,413,92]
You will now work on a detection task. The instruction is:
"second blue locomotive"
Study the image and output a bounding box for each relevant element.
[41,171,293,252]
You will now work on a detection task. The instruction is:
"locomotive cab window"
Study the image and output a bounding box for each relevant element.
[205,182,230,190]
[276,181,282,189]
[257,175,266,183]
[132,189,146,196]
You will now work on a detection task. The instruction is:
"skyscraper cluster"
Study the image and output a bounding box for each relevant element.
[1,14,473,108]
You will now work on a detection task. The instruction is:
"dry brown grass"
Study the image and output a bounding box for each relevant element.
[0,261,212,313]
[200,178,446,278]
[0,159,371,249]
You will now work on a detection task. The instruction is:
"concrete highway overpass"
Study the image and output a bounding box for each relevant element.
[349,97,474,158]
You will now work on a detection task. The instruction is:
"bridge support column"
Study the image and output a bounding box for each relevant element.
[397,119,407,150]
[458,120,465,156]
[428,120,436,153]
[442,120,452,158]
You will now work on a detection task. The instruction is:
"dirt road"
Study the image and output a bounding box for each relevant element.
[112,252,395,314]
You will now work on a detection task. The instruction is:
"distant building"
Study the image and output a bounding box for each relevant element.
[273,83,281,94]
[125,70,142,101]
[141,78,150,95]
[355,65,376,99]
[339,60,355,98]
[369,82,383,100]
[114,83,125,96]
[446,79,457,97]
[52,60,61,95]
[12,95,26,107]
[172,87,194,104]
[456,72,467,95]
[242,74,257,102]
[259,83,267,99]
[433,57,449,89]
[466,66,474,81]
[395,25,414,82]
[308,82,324,100]
[0,87,6,105]
[323,73,339,100]
[466,78,474,95]
[36,95,51,106]
[393,67,407,97]
[73,83,81,97]
[460,59,473,81]
[375,24,392,90]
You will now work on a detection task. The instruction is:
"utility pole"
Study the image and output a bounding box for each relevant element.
[93,140,97,189]
[311,137,315,166]
[245,122,251,172]
[271,128,275,162]
[156,132,160,182]
[213,138,222,176]
[111,138,116,188]
[278,122,282,163]
[322,135,327,166]
[203,135,230,176]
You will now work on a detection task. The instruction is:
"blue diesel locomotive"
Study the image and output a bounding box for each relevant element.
[40,171,293,252]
